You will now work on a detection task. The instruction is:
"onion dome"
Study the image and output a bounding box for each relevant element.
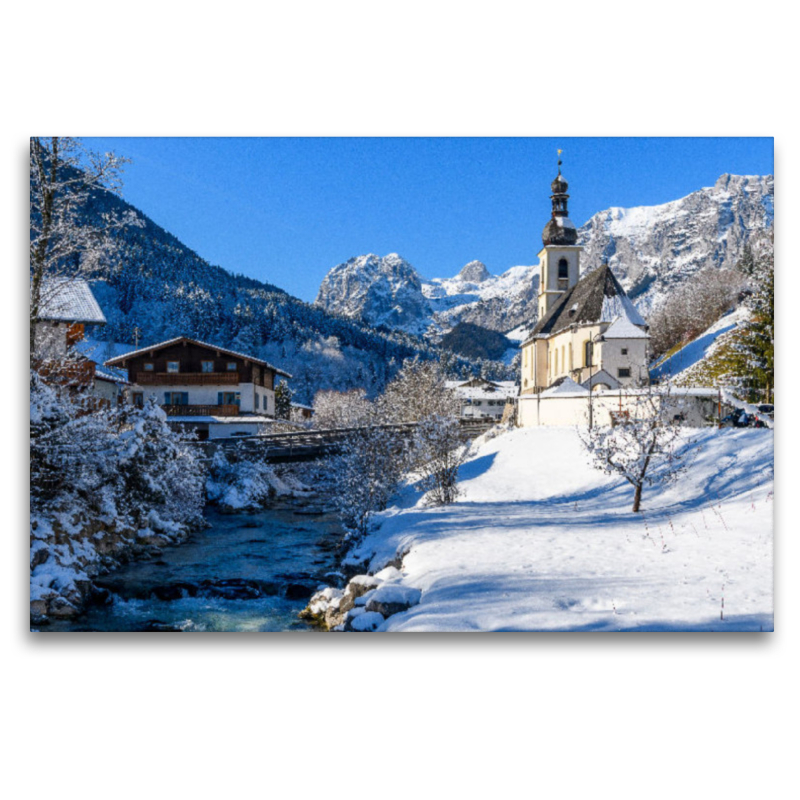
[542,153,577,246]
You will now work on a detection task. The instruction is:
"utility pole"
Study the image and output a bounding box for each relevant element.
[133,326,140,348]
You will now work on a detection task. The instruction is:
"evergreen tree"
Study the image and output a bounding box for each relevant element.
[274,379,293,419]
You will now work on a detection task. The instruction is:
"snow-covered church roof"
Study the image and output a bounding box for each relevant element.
[527,264,647,341]
[37,278,106,325]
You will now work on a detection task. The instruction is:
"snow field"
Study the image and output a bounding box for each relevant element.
[347,426,773,632]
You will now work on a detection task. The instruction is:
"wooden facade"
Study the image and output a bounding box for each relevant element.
[119,341,277,389]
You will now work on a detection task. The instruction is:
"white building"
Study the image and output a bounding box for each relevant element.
[446,378,518,420]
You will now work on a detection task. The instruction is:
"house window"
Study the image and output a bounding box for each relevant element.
[201,360,214,373]
[164,392,188,405]
[473,400,482,406]
[584,340,593,367]
[166,361,179,373]
[621,348,628,356]
[226,362,237,372]
[143,362,154,372]
[618,368,631,378]
[218,392,241,407]
[132,392,144,408]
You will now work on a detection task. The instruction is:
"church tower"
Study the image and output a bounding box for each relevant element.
[537,156,581,320]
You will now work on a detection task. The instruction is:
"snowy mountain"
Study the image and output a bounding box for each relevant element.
[315,255,539,339]
[314,174,773,336]
[578,174,773,313]
[315,254,432,336]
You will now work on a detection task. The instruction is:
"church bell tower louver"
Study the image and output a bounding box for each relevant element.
[537,153,581,320]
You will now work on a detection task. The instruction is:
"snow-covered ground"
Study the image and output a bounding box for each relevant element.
[345,425,773,631]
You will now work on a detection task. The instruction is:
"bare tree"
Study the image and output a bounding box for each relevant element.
[413,414,468,505]
[579,383,688,512]
[30,137,139,360]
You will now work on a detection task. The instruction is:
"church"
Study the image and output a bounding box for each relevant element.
[519,163,650,397]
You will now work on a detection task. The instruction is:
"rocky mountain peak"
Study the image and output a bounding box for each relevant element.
[457,260,491,283]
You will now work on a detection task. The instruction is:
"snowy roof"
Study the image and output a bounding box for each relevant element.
[602,316,650,339]
[291,402,314,411]
[94,367,131,385]
[37,278,106,324]
[447,379,518,400]
[581,369,620,391]
[539,376,589,397]
[104,336,292,378]
[528,264,645,341]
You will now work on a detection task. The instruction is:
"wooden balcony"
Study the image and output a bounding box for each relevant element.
[136,371,239,386]
[162,404,240,417]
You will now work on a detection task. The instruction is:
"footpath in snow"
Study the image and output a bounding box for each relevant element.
[332,425,773,632]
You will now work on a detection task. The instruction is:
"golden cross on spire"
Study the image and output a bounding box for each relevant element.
[557,148,563,174]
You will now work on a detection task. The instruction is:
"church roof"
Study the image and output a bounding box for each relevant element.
[527,264,647,341]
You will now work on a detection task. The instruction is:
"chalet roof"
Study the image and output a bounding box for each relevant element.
[103,336,292,378]
[446,379,518,400]
[94,367,132,386]
[38,278,106,325]
[526,264,646,342]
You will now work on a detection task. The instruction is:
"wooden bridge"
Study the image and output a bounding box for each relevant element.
[195,418,496,463]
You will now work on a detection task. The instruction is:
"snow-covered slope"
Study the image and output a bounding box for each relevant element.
[343,426,773,632]
[578,174,773,313]
[650,307,749,383]
[314,174,772,337]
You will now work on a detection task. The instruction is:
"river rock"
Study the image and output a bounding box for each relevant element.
[285,583,315,600]
[365,585,422,618]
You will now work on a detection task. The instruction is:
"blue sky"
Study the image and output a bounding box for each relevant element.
[83,137,773,302]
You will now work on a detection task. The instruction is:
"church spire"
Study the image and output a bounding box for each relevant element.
[542,150,577,246]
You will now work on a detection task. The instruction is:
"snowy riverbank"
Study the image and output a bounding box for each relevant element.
[307,425,774,631]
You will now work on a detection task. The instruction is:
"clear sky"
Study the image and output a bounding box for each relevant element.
[82,137,773,302]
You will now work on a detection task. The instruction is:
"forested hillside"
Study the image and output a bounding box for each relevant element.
[80,188,512,403]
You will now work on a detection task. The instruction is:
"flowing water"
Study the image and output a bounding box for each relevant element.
[46,503,344,632]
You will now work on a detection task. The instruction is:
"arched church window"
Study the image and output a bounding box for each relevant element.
[584,340,593,367]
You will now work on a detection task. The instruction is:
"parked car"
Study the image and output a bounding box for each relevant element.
[720,411,768,428]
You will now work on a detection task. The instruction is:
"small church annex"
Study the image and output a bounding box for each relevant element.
[519,164,650,397]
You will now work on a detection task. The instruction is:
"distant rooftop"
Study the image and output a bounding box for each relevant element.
[37,278,106,325]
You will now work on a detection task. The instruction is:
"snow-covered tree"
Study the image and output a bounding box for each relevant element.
[329,421,409,537]
[274,379,293,420]
[378,357,459,424]
[579,384,688,512]
[413,414,468,505]
[312,388,373,429]
[29,137,140,359]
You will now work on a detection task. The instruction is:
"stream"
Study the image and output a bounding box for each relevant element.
[45,503,345,632]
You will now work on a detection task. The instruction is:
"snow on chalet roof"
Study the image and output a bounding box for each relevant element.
[446,379,518,400]
[528,264,646,341]
[38,278,106,325]
[103,337,292,378]
[94,367,131,385]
